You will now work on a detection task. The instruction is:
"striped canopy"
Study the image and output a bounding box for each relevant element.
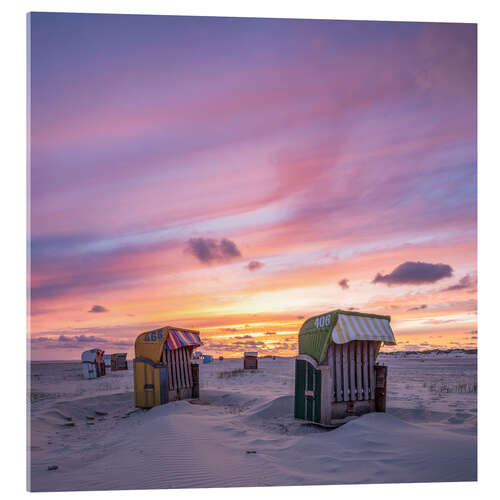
[164,329,202,351]
[332,313,396,345]
[135,326,202,363]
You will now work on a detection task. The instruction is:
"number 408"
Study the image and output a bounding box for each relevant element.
[314,314,331,329]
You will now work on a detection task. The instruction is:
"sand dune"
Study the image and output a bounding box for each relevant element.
[28,355,477,491]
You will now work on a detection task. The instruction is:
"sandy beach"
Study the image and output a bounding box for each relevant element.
[28,352,477,492]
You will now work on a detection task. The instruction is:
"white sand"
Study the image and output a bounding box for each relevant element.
[28,354,477,491]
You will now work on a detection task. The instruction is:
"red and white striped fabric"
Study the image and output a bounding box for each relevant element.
[165,329,202,350]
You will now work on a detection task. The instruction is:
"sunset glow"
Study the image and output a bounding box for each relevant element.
[28,14,477,360]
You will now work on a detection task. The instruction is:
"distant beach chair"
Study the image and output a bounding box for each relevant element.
[134,326,202,408]
[294,310,396,426]
[104,354,112,369]
[243,352,258,370]
[110,353,128,371]
[81,348,106,379]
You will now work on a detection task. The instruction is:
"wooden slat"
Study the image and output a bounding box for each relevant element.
[342,343,349,402]
[172,349,179,391]
[170,351,177,391]
[328,344,335,401]
[169,350,175,390]
[174,349,182,390]
[178,349,185,388]
[356,341,363,401]
[185,349,193,387]
[349,342,356,401]
[362,341,369,400]
[321,365,331,425]
[183,349,190,387]
[368,342,375,399]
[179,349,187,388]
[180,350,186,388]
[179,350,185,389]
[167,351,174,390]
[335,343,342,402]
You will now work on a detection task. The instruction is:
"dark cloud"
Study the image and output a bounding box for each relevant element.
[30,323,144,351]
[338,278,349,290]
[30,336,49,343]
[89,305,108,313]
[185,237,242,264]
[246,260,264,271]
[297,316,305,320]
[442,274,475,292]
[32,334,131,350]
[74,335,98,342]
[221,328,238,332]
[57,334,104,344]
[373,261,453,286]
[266,332,276,335]
[219,239,241,258]
[110,340,132,347]
[232,340,266,348]
[407,304,427,312]
[234,335,254,339]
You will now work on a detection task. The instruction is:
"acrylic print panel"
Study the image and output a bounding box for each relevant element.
[27,12,477,492]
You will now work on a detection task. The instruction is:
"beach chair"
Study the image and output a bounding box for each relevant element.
[134,327,202,408]
[294,310,396,426]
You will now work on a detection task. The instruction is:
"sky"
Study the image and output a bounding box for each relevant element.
[28,13,477,360]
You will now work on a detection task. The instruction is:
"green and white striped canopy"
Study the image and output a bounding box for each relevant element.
[332,313,396,344]
[298,309,397,363]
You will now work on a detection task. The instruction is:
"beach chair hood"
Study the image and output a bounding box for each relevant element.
[299,310,396,363]
[81,348,100,363]
[135,326,202,363]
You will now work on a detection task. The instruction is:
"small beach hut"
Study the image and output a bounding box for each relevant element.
[104,354,112,369]
[81,348,106,379]
[294,310,396,426]
[202,354,213,364]
[243,352,258,370]
[134,326,202,408]
[110,353,128,371]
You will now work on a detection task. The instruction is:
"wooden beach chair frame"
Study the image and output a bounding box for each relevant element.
[294,310,396,426]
